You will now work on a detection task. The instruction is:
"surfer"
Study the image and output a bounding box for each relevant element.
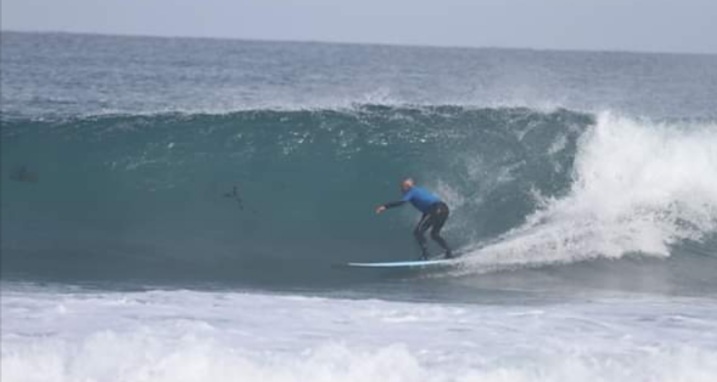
[376,178,453,259]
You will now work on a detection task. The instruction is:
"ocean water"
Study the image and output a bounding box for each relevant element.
[2,31,717,381]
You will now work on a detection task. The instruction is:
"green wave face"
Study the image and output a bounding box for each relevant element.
[1,106,592,283]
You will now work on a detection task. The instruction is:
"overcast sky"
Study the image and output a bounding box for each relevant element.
[2,0,716,54]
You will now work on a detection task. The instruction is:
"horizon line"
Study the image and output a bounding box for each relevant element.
[3,28,715,58]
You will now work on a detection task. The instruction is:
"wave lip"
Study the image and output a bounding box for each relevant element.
[459,113,717,274]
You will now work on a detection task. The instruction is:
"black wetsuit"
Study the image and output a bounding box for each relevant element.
[383,186,452,259]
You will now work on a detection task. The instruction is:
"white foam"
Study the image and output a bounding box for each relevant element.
[459,113,717,271]
[2,287,717,382]
[5,336,717,382]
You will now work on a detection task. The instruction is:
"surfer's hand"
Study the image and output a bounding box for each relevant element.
[375,205,386,214]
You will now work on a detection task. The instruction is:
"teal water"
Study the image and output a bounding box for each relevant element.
[1,31,716,294]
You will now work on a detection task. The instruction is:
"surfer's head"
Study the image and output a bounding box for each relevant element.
[401,178,414,193]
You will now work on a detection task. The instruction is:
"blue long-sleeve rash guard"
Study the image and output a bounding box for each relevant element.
[384,186,442,214]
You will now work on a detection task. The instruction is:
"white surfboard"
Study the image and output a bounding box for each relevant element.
[345,258,459,268]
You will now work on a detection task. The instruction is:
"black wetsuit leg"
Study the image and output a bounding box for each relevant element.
[413,202,452,259]
[414,213,432,259]
[429,202,451,256]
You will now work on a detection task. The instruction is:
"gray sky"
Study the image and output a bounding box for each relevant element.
[2,0,716,54]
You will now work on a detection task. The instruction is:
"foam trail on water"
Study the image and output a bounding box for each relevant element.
[458,113,717,272]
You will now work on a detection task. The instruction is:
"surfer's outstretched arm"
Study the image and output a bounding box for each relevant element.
[384,200,407,209]
[376,187,414,214]
[375,200,406,214]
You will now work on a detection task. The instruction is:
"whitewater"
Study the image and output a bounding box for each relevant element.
[3,286,717,382]
[2,32,717,381]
